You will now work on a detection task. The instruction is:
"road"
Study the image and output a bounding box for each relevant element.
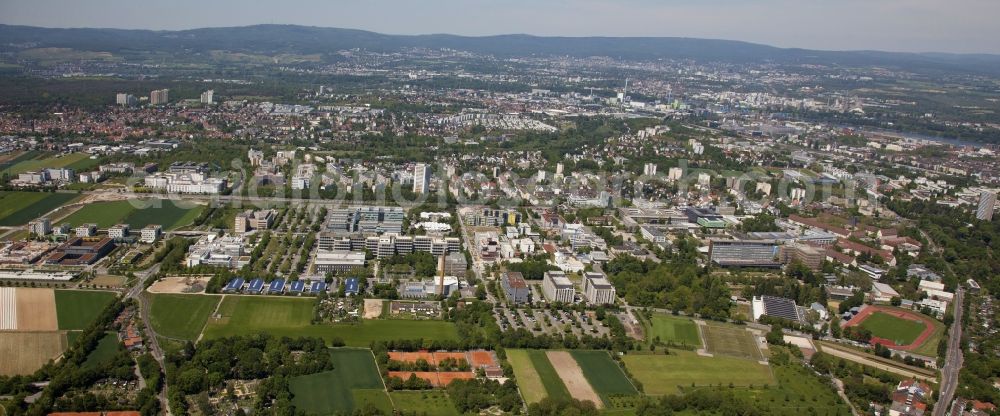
[933,287,964,416]
[127,263,172,416]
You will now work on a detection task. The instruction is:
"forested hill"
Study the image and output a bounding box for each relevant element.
[2,24,1000,75]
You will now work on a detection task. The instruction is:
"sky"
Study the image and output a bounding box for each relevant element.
[1,0,998,54]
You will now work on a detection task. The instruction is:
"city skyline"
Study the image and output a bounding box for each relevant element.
[2,0,1000,54]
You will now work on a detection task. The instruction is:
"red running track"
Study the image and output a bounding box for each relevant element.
[842,305,936,351]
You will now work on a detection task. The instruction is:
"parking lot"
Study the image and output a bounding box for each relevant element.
[493,305,610,338]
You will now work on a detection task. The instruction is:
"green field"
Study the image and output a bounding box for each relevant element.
[390,391,460,416]
[59,199,204,230]
[289,349,384,415]
[731,363,852,416]
[702,322,762,360]
[3,152,95,175]
[507,349,548,404]
[54,290,117,331]
[622,350,775,396]
[201,296,459,346]
[81,332,120,370]
[570,350,638,404]
[859,312,927,345]
[646,314,701,348]
[148,294,221,340]
[0,191,79,226]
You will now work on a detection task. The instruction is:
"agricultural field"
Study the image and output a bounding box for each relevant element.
[622,350,775,396]
[859,312,927,345]
[645,314,701,348]
[54,290,117,331]
[701,322,763,360]
[288,348,384,415]
[506,349,571,404]
[569,350,638,404]
[148,294,221,340]
[200,295,459,346]
[59,199,204,230]
[0,332,67,375]
[2,152,95,175]
[0,191,80,226]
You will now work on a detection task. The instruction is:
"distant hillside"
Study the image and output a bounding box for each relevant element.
[1,24,999,75]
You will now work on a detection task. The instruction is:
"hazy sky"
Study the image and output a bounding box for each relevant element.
[1,0,998,54]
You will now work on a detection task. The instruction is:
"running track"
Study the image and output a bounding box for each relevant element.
[843,305,936,351]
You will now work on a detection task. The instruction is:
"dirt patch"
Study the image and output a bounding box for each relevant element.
[91,275,126,287]
[148,276,211,294]
[16,288,57,331]
[0,331,66,375]
[545,351,603,408]
[363,299,383,319]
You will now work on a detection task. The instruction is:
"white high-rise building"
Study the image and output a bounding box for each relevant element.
[668,167,683,181]
[542,271,575,303]
[115,93,136,107]
[150,89,169,105]
[200,90,214,105]
[29,218,51,236]
[555,163,564,177]
[583,272,616,305]
[978,191,997,221]
[413,163,431,194]
[643,163,658,176]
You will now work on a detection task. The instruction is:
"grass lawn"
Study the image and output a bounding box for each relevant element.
[82,332,120,370]
[60,201,136,228]
[200,296,459,346]
[646,314,701,348]
[54,290,117,331]
[527,349,572,402]
[353,390,394,414]
[148,294,221,340]
[58,199,203,230]
[702,322,762,360]
[289,348,384,415]
[122,200,205,230]
[3,152,92,175]
[860,312,927,345]
[507,349,548,404]
[913,319,946,357]
[0,191,79,226]
[622,350,775,396]
[390,390,459,416]
[569,350,638,403]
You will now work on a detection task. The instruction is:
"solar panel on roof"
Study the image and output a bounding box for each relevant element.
[310,281,326,293]
[268,280,284,292]
[290,281,305,292]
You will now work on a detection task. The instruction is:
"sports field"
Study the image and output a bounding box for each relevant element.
[390,390,459,416]
[200,295,459,346]
[646,314,701,347]
[0,331,67,376]
[54,290,117,331]
[3,152,94,175]
[859,312,927,346]
[289,348,384,415]
[59,199,204,230]
[570,350,638,403]
[148,294,221,340]
[0,191,79,226]
[702,322,763,360]
[622,350,775,396]
[846,305,942,353]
